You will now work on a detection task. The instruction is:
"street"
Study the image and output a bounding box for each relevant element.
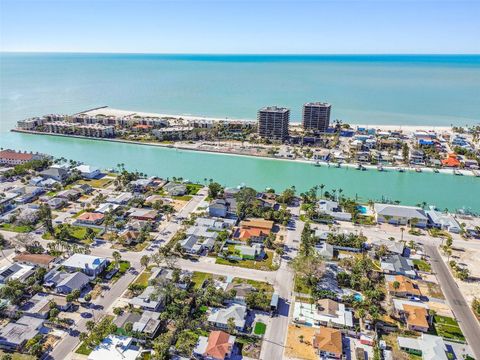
[424,244,480,360]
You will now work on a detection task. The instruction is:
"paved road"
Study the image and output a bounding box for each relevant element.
[260,204,303,360]
[424,244,480,360]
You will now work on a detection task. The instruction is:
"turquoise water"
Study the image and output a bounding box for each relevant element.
[0,53,479,211]
[2,133,479,212]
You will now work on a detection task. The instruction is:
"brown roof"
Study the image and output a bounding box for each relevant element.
[387,275,421,296]
[13,252,55,266]
[313,327,343,356]
[403,304,429,329]
[0,150,34,161]
[240,218,274,230]
[316,299,339,316]
[205,331,233,360]
[77,212,104,221]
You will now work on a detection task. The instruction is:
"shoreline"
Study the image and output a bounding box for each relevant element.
[11,129,479,177]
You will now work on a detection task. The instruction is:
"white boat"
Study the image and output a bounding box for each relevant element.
[473,170,480,177]
[377,165,384,171]
[454,169,463,176]
[313,161,321,167]
[433,168,440,173]
[397,167,405,173]
[415,167,422,173]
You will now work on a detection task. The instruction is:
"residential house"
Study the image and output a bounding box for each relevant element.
[57,188,82,200]
[397,334,448,360]
[119,230,141,245]
[374,203,428,227]
[129,178,155,192]
[381,255,416,278]
[44,270,91,294]
[315,242,334,260]
[195,217,236,231]
[312,326,343,359]
[39,167,69,182]
[312,149,330,161]
[0,263,35,284]
[128,208,158,221]
[209,199,228,218]
[164,182,187,196]
[180,235,215,254]
[225,283,255,305]
[410,149,426,165]
[426,209,461,233]
[62,253,108,278]
[234,244,264,260]
[106,192,133,205]
[208,304,247,332]
[441,153,461,167]
[13,252,55,269]
[131,311,161,339]
[76,212,105,225]
[393,299,430,332]
[74,164,101,179]
[234,218,274,243]
[12,186,44,204]
[370,239,405,255]
[128,286,165,312]
[193,330,236,360]
[73,183,93,194]
[19,293,54,319]
[87,335,142,360]
[95,202,120,214]
[317,200,352,222]
[0,316,44,351]
[387,275,421,298]
[46,197,66,209]
[293,299,354,329]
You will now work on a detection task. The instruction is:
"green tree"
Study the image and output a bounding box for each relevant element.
[208,182,223,199]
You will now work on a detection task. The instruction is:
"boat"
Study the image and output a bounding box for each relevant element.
[433,168,440,173]
[415,167,422,173]
[336,162,341,168]
[313,161,321,167]
[377,165,384,171]
[397,167,405,173]
[454,169,463,176]
[473,170,480,177]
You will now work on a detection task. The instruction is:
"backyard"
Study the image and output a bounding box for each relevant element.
[432,315,465,342]
[216,250,277,271]
[0,223,34,233]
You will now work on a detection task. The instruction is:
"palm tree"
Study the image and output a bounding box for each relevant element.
[400,227,405,242]
[112,251,122,268]
[320,184,325,198]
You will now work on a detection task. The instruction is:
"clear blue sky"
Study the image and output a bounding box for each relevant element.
[1,0,479,54]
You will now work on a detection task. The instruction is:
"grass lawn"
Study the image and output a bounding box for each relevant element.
[254,322,267,335]
[133,270,152,287]
[215,250,276,271]
[233,278,274,293]
[413,259,431,272]
[43,225,101,244]
[78,177,113,188]
[433,315,465,342]
[0,223,34,233]
[191,271,213,289]
[186,183,203,195]
[294,276,311,295]
[0,351,36,360]
[75,342,92,355]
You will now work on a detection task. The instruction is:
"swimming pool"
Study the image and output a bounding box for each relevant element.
[357,205,368,214]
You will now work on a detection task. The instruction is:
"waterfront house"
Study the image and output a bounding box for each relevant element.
[74,164,101,179]
[374,203,428,227]
[0,149,46,166]
[76,211,105,225]
[0,316,43,352]
[425,209,461,233]
[164,182,187,196]
[312,327,343,359]
[317,200,352,222]
[13,252,55,269]
[193,330,236,360]
[409,149,426,165]
[441,153,461,167]
[312,149,330,161]
[39,167,69,182]
[208,304,247,332]
[397,334,448,360]
[129,178,155,192]
[87,335,142,360]
[381,255,416,278]
[293,299,354,329]
[386,275,421,298]
[62,253,108,278]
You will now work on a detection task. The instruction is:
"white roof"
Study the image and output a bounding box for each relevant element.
[397,334,447,360]
[293,301,354,328]
[87,335,141,360]
[374,203,427,220]
[75,164,100,174]
[62,254,107,270]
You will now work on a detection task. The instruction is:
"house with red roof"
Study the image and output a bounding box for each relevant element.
[193,330,235,360]
[0,149,45,166]
[76,212,105,225]
[441,153,461,167]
